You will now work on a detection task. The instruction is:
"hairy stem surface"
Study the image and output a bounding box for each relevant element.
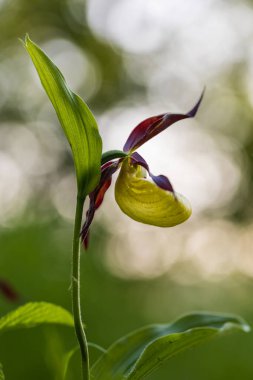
[72,195,89,380]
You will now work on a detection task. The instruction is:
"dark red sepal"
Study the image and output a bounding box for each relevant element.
[123,90,204,152]
[81,160,121,248]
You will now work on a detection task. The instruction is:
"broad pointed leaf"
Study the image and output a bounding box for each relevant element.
[0,302,74,333]
[24,36,102,197]
[91,313,250,380]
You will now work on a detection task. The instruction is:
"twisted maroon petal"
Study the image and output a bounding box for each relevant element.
[123,90,204,152]
[150,173,174,193]
[81,160,121,248]
[131,152,174,194]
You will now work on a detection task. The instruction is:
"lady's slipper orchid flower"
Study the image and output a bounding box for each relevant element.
[81,92,204,247]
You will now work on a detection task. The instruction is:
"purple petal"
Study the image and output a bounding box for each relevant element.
[131,151,149,171]
[123,90,204,152]
[150,174,174,193]
[131,152,175,194]
[81,160,121,248]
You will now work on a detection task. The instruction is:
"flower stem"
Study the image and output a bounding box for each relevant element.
[72,194,90,380]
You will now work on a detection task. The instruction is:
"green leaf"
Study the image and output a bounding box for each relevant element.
[101,150,128,166]
[91,313,250,380]
[0,302,74,333]
[0,363,5,380]
[24,35,102,197]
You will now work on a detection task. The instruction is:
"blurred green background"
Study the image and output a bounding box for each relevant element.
[1,0,253,378]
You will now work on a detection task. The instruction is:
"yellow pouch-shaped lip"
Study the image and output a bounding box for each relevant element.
[115,160,191,227]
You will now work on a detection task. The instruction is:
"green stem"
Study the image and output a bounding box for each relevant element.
[72,194,90,380]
